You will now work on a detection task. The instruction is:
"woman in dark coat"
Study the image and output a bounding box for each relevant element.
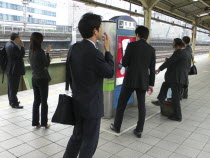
[29,32,51,128]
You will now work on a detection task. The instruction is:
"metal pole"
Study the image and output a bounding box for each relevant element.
[208,43,210,57]
[71,2,78,45]
[191,23,197,61]
[3,21,5,34]
[22,0,29,32]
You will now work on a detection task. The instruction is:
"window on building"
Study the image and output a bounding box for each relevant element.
[0,2,23,11]
[30,0,56,8]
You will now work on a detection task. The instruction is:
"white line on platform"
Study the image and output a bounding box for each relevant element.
[100,111,161,136]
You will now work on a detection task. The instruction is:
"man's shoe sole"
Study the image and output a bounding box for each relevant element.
[12,106,23,109]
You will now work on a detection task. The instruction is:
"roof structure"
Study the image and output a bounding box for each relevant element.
[124,0,210,30]
[74,0,210,31]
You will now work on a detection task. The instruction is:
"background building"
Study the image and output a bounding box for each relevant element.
[0,0,58,31]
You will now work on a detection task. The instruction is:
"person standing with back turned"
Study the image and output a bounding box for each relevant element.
[5,33,25,109]
[63,13,114,158]
[29,32,51,128]
[181,36,192,99]
[110,26,156,138]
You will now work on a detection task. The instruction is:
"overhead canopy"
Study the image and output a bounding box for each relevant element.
[125,0,210,30]
[74,0,210,31]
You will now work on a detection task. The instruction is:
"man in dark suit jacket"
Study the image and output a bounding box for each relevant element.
[5,33,25,109]
[110,26,156,138]
[152,38,189,121]
[182,36,192,99]
[63,13,114,158]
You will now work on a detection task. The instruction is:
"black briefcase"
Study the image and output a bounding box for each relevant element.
[52,94,76,125]
[160,101,175,117]
[189,64,197,75]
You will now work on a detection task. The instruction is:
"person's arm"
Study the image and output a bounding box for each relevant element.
[44,53,51,67]
[147,50,156,95]
[20,40,25,58]
[95,51,114,78]
[20,47,25,58]
[39,49,50,68]
[149,50,156,87]
[159,50,180,71]
[65,45,73,91]
[41,45,51,67]
[95,32,114,78]
[122,43,131,67]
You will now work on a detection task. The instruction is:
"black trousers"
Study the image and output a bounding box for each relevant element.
[114,85,146,132]
[181,85,188,98]
[32,78,49,126]
[157,82,182,119]
[7,74,21,106]
[63,118,101,158]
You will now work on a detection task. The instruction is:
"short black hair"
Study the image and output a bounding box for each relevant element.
[135,26,149,40]
[78,13,102,39]
[182,36,190,44]
[174,38,185,48]
[10,33,20,41]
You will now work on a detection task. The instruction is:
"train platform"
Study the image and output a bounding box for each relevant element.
[0,54,210,158]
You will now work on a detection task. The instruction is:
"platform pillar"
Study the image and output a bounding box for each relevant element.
[144,7,152,43]
[192,23,197,61]
[139,0,160,43]
[208,43,210,57]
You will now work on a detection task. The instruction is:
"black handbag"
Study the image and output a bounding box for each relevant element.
[52,94,75,125]
[189,55,197,75]
[189,64,197,75]
[160,101,175,117]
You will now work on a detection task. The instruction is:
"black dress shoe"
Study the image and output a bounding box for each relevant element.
[110,124,120,133]
[151,100,163,106]
[133,129,142,138]
[10,101,21,107]
[168,115,182,122]
[11,105,23,109]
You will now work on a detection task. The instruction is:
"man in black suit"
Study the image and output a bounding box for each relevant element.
[181,36,192,99]
[5,33,25,109]
[110,26,156,138]
[63,13,114,158]
[152,38,189,121]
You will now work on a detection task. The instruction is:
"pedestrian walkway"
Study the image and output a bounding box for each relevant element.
[0,54,210,158]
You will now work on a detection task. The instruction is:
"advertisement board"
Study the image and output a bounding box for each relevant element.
[116,36,136,86]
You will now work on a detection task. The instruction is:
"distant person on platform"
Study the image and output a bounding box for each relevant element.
[152,38,189,122]
[181,36,192,99]
[110,26,156,138]
[63,13,114,158]
[29,32,51,128]
[5,33,25,109]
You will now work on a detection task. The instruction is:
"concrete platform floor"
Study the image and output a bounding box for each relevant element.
[0,54,210,158]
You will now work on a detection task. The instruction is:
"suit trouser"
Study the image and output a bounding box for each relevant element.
[114,85,146,132]
[63,118,101,158]
[7,74,21,106]
[182,85,188,98]
[32,78,49,126]
[157,82,182,119]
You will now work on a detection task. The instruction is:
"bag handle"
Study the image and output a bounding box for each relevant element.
[191,54,194,65]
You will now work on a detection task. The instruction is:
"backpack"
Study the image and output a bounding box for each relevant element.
[0,46,7,83]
